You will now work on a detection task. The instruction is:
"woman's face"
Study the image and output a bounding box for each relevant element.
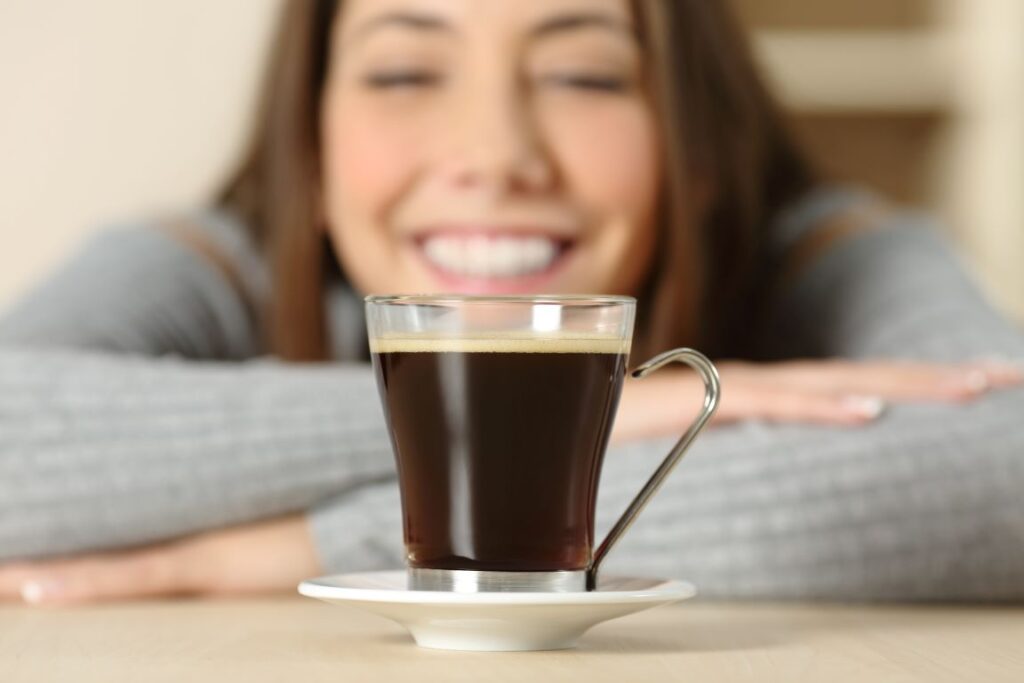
[321,0,660,296]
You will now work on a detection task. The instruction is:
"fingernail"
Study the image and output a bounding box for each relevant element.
[20,579,63,605]
[842,395,886,419]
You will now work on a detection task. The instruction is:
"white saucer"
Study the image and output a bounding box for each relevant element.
[298,570,696,651]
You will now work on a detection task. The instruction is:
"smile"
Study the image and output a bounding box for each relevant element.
[414,233,573,279]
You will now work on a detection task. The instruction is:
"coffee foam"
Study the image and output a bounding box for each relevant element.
[369,332,630,354]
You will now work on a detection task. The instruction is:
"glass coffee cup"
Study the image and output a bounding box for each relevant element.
[366,295,719,592]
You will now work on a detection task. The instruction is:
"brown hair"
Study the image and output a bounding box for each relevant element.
[220,0,815,362]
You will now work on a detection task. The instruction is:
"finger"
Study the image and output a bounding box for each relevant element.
[0,564,36,600]
[759,360,1017,402]
[720,387,886,427]
[16,551,178,606]
[967,358,1024,389]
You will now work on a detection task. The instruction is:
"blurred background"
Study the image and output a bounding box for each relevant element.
[1,0,1022,320]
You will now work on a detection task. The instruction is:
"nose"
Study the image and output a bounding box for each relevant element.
[440,74,555,196]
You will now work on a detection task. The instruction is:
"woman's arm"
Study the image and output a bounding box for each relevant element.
[0,348,395,562]
[0,216,396,561]
[305,383,1024,602]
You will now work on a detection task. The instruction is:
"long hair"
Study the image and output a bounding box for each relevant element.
[219,0,815,362]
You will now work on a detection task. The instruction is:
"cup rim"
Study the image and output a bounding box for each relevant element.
[365,294,636,306]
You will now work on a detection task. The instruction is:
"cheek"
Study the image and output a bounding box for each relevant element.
[542,99,661,291]
[321,91,432,292]
[544,99,660,225]
[322,95,420,225]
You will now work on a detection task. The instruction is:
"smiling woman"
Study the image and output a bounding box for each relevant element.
[1,0,1023,605]
[226,0,811,362]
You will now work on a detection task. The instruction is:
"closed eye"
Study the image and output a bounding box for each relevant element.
[541,73,629,93]
[363,71,442,89]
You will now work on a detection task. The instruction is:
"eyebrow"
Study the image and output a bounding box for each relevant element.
[346,10,634,47]
[528,12,635,42]
[347,11,452,46]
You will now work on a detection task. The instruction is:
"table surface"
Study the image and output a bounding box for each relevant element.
[2,596,1022,682]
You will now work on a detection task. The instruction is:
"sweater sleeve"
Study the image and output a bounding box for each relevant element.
[0,212,265,360]
[758,194,1024,361]
[0,215,397,560]
[307,203,1024,601]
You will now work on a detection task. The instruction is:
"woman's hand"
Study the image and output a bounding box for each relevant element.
[611,358,1023,444]
[0,515,321,606]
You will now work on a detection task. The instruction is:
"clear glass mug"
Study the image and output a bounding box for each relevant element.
[366,295,720,592]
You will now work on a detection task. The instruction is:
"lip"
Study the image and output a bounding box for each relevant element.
[407,224,578,241]
[406,229,577,295]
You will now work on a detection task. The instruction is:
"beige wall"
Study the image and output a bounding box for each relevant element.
[0,0,280,311]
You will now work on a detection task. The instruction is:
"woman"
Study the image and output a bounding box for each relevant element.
[1,0,1022,604]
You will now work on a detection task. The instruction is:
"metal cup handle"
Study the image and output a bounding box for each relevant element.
[586,348,721,590]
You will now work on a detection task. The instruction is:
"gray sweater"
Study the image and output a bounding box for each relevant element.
[2,188,1023,601]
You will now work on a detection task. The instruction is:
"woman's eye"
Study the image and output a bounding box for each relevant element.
[542,73,629,93]
[362,71,441,89]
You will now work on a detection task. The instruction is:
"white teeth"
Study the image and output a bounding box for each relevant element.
[420,235,561,278]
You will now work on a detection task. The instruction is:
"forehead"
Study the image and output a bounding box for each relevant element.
[337,0,634,37]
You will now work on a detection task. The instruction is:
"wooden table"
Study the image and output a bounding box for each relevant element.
[2,596,1022,681]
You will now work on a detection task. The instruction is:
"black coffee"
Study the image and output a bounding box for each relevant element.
[371,336,627,572]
